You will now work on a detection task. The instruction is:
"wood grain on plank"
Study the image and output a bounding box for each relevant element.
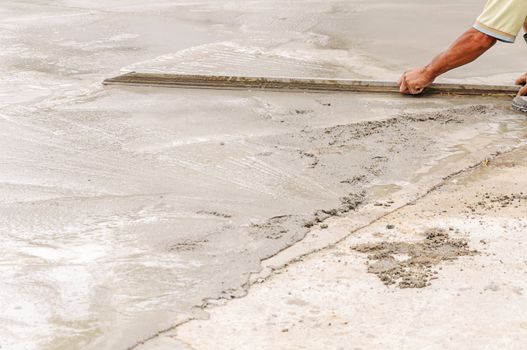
[104,72,520,96]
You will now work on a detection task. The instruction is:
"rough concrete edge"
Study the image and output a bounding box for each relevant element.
[126,143,526,350]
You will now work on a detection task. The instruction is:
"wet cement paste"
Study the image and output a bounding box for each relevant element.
[353,229,477,288]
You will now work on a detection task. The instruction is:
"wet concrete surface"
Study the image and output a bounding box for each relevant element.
[1,1,527,349]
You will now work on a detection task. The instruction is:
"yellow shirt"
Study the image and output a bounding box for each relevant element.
[474,0,527,43]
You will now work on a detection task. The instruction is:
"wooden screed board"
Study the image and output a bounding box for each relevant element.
[104,72,520,96]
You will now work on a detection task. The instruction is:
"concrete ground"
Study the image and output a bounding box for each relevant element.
[149,145,527,350]
[1,1,527,350]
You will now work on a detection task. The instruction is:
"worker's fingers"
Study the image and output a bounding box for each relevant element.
[399,71,425,95]
[406,82,424,95]
[515,74,527,86]
[399,73,410,94]
[518,84,527,96]
[409,85,423,95]
[398,74,405,90]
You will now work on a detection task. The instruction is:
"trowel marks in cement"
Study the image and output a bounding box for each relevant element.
[353,229,477,288]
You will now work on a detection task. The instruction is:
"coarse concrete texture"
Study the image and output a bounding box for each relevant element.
[1,1,527,350]
[166,146,527,350]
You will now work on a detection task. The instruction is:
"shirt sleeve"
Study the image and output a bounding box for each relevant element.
[474,0,527,43]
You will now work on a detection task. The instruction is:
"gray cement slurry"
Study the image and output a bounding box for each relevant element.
[2,1,527,350]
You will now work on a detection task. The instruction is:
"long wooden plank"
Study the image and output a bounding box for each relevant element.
[103,72,520,96]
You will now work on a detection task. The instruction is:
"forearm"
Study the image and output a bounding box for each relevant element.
[424,28,497,79]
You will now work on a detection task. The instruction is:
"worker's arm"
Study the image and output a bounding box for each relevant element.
[398,28,497,95]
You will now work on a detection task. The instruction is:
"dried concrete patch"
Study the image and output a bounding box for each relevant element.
[465,192,527,213]
[353,229,477,288]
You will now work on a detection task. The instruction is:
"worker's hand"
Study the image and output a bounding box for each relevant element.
[515,72,527,96]
[398,67,436,95]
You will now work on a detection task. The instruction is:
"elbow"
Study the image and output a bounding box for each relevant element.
[480,33,497,48]
[471,29,497,49]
